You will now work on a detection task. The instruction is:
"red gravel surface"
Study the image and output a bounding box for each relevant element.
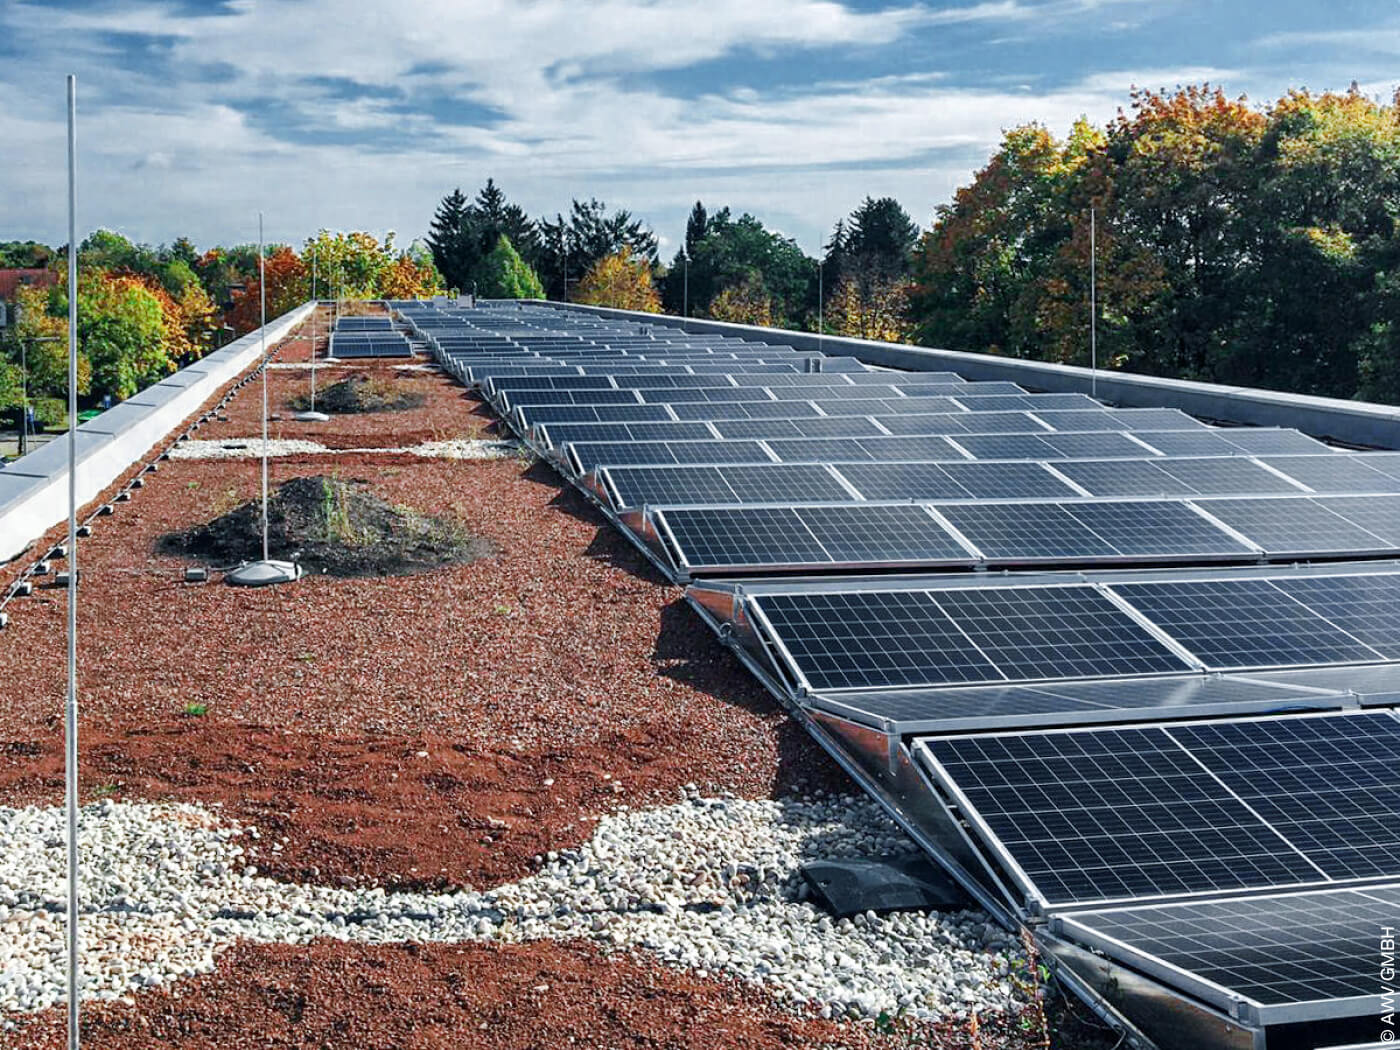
[0,314,844,893]
[0,939,1082,1050]
[0,311,1059,1048]
[211,362,501,448]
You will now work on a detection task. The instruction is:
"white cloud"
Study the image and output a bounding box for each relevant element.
[0,0,1375,255]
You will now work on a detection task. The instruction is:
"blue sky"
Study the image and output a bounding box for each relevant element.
[2,0,1396,258]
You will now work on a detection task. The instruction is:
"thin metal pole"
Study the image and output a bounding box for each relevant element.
[64,71,81,1050]
[683,256,688,319]
[1090,206,1097,399]
[817,261,823,350]
[259,214,269,562]
[310,250,317,412]
[19,339,27,458]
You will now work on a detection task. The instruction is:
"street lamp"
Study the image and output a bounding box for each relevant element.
[19,335,60,457]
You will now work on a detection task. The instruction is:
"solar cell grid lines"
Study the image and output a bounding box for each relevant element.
[1134,431,1256,457]
[938,461,1080,499]
[938,503,1119,560]
[922,726,1325,905]
[1197,497,1391,554]
[1272,574,1400,659]
[516,403,676,427]
[566,438,772,472]
[1064,501,1256,558]
[1053,459,1197,497]
[927,587,1189,681]
[1060,883,1400,1016]
[753,591,1001,690]
[538,421,716,446]
[657,504,972,570]
[663,507,828,567]
[1260,454,1400,493]
[601,463,854,508]
[1040,432,1156,459]
[952,434,1059,460]
[800,505,970,562]
[1315,494,1400,544]
[1109,578,1383,669]
[833,462,972,500]
[1167,714,1400,880]
[874,411,1034,435]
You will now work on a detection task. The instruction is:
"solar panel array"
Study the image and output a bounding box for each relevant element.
[410,297,1400,1038]
[329,315,413,358]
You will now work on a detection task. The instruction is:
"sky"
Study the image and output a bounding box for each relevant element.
[2,0,1398,259]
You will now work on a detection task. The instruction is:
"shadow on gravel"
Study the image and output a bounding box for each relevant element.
[651,600,853,797]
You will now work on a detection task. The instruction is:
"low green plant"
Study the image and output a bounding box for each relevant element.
[182,701,208,717]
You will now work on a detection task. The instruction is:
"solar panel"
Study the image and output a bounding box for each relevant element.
[752,591,1002,690]
[635,386,773,404]
[1040,432,1152,459]
[812,674,1331,733]
[1195,497,1392,554]
[764,438,874,463]
[518,404,674,426]
[538,421,715,447]
[1218,429,1330,455]
[657,504,971,571]
[1316,494,1400,544]
[797,505,971,563]
[604,465,740,507]
[1273,574,1400,659]
[938,461,1080,499]
[859,436,968,461]
[710,418,804,439]
[1154,458,1307,495]
[1058,883,1400,1020]
[921,724,1325,905]
[662,507,828,568]
[928,587,1190,681]
[1038,408,1204,432]
[938,503,1118,560]
[1169,713,1400,880]
[790,416,889,438]
[568,439,771,471]
[833,462,971,500]
[1262,454,1400,493]
[954,395,1036,412]
[875,411,1039,436]
[952,434,1058,460]
[1122,432,1244,457]
[1064,500,1255,558]
[720,464,851,502]
[1110,579,1382,669]
[1052,459,1195,497]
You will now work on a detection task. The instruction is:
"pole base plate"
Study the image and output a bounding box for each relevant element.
[225,560,302,587]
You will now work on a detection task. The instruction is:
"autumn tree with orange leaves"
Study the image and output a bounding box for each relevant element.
[227,248,308,334]
[912,85,1400,402]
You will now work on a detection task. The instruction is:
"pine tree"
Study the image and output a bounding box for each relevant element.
[426,189,470,292]
[685,201,708,256]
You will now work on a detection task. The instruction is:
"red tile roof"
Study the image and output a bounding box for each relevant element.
[0,268,58,301]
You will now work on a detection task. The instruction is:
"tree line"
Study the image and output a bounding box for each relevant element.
[0,230,442,431]
[425,180,919,336]
[434,84,1400,406]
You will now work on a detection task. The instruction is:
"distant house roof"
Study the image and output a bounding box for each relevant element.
[0,268,58,301]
